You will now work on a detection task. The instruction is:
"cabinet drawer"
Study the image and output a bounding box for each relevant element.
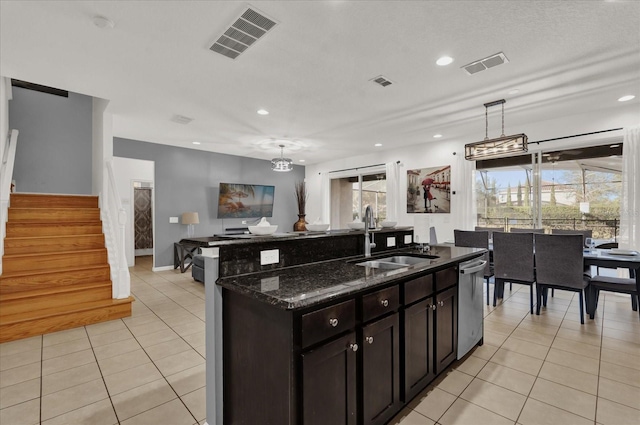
[435,266,458,292]
[404,274,434,305]
[362,285,399,322]
[301,299,356,348]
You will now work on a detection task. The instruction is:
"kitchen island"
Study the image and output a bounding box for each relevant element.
[208,230,485,425]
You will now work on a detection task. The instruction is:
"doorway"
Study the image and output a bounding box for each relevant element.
[133,181,153,266]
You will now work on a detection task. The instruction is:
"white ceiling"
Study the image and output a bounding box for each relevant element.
[1,1,639,165]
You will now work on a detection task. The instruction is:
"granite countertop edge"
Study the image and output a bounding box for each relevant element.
[217,246,486,310]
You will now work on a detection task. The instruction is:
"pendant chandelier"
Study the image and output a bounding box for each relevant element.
[271,144,293,172]
[465,99,527,160]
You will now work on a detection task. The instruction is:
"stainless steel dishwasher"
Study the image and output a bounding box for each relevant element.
[457,258,487,359]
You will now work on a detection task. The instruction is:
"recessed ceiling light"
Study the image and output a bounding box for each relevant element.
[299,159,305,162]
[257,109,269,115]
[436,56,454,66]
[610,144,620,148]
[374,143,382,147]
[433,134,443,138]
[92,15,115,29]
[192,142,201,145]
[618,95,635,102]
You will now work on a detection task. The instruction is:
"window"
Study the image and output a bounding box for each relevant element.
[330,171,387,229]
[475,144,622,239]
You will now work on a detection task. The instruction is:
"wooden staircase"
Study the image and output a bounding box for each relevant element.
[0,193,134,343]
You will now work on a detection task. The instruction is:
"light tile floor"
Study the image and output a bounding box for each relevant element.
[1,256,639,425]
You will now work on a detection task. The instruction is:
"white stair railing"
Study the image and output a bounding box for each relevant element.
[101,160,130,298]
[0,129,19,275]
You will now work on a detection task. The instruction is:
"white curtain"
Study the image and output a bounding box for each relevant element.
[453,152,477,231]
[320,172,331,224]
[385,161,400,221]
[620,126,640,250]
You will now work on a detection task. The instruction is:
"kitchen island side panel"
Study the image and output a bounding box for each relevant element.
[223,289,296,425]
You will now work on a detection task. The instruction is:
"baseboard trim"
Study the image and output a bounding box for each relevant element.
[151,265,174,272]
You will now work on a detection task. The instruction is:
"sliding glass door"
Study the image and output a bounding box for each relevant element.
[475,144,622,239]
[330,170,387,230]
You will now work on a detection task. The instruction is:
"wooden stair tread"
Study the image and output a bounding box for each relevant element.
[0,264,110,281]
[3,247,106,260]
[0,297,135,325]
[0,281,112,302]
[4,234,104,242]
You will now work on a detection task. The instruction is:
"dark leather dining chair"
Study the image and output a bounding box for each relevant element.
[493,231,536,312]
[551,228,593,247]
[510,228,545,233]
[534,234,590,324]
[588,275,639,319]
[454,230,493,305]
[474,226,504,239]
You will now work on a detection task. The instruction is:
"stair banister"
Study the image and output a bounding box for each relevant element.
[101,160,130,298]
[0,129,19,275]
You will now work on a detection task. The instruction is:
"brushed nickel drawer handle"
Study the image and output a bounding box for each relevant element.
[329,318,339,327]
[349,343,359,352]
[380,299,389,307]
[438,301,444,307]
[366,336,374,344]
[430,304,437,310]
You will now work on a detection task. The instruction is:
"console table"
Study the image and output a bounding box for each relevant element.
[174,242,200,273]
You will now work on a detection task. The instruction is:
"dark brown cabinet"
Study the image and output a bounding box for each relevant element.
[302,332,358,425]
[435,286,458,372]
[361,313,400,425]
[402,266,458,402]
[403,296,435,401]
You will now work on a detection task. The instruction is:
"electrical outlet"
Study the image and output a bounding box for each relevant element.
[169,216,179,223]
[260,249,279,265]
[387,236,396,247]
[404,234,412,244]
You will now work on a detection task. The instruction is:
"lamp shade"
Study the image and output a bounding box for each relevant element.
[182,212,199,225]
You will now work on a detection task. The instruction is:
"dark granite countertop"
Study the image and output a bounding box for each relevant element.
[181,227,413,247]
[216,244,486,310]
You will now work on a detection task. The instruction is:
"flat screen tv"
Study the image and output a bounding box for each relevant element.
[217,183,275,219]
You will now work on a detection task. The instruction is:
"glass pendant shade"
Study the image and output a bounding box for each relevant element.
[271,145,293,172]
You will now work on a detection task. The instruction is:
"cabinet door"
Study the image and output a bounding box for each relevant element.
[403,297,435,401]
[302,332,357,425]
[435,286,458,373]
[362,313,400,425]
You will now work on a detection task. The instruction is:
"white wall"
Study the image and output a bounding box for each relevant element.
[92,97,112,197]
[0,77,10,160]
[306,138,468,243]
[112,157,154,267]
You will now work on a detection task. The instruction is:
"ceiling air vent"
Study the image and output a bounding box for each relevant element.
[171,114,194,125]
[210,6,278,60]
[371,75,393,87]
[462,52,509,75]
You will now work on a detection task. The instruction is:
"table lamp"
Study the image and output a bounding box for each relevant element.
[182,212,199,237]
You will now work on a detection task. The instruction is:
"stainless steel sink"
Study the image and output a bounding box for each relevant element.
[354,260,408,270]
[377,255,434,264]
[354,254,438,269]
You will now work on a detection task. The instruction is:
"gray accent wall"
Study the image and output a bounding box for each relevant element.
[9,86,93,194]
[114,137,305,268]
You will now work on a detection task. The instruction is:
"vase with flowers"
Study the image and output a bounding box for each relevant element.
[294,181,308,231]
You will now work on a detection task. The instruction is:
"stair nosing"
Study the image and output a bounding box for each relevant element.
[0,281,113,301]
[0,297,134,325]
[0,264,111,279]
